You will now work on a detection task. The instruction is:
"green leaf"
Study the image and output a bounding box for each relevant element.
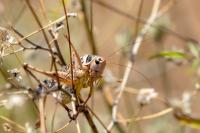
[174,111,200,129]
[149,51,189,60]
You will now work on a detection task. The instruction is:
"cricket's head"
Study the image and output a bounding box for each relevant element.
[81,54,106,78]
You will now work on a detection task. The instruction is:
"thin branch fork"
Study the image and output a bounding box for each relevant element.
[106,0,162,132]
[61,1,82,133]
[17,13,77,44]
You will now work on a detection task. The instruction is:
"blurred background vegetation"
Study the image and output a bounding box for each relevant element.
[0,0,200,133]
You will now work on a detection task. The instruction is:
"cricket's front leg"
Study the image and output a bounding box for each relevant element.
[23,63,73,85]
[83,80,94,106]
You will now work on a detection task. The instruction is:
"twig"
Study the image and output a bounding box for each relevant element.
[11,26,49,51]
[106,0,161,131]
[39,0,48,22]
[61,0,76,99]
[134,0,144,36]
[102,86,128,133]
[106,61,132,131]
[51,103,58,133]
[0,116,26,132]
[87,106,109,132]
[39,96,47,133]
[64,35,82,68]
[60,4,81,133]
[25,0,50,48]
[26,0,63,105]
[54,120,72,133]
[83,109,98,133]
[117,108,173,123]
[49,30,66,66]
[2,48,24,57]
[71,94,81,133]
[131,0,161,60]
[25,0,56,75]
[12,3,26,26]
[157,0,176,17]
[79,0,98,54]
[77,99,99,133]
[18,13,77,43]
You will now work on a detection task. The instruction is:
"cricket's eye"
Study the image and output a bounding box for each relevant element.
[86,55,92,63]
[95,57,103,64]
[95,59,100,64]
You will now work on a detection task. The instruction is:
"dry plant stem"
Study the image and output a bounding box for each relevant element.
[18,13,76,43]
[9,45,23,66]
[54,120,72,133]
[60,5,95,132]
[75,120,81,133]
[24,66,48,133]
[25,0,51,50]
[77,99,99,133]
[127,107,143,133]
[12,4,26,26]
[153,0,176,97]
[39,0,48,22]
[79,0,98,54]
[51,103,58,133]
[0,116,26,132]
[89,0,93,31]
[11,26,50,52]
[83,109,98,133]
[131,0,161,59]
[49,30,66,66]
[71,95,81,133]
[157,0,176,17]
[61,0,76,96]
[25,0,57,72]
[93,0,193,43]
[106,0,161,131]
[25,0,54,71]
[102,86,126,133]
[117,108,173,123]
[64,35,82,68]
[125,1,144,132]
[107,61,132,131]
[26,0,62,96]
[60,4,81,132]
[135,107,172,121]
[1,47,23,57]
[39,96,47,133]
[23,68,49,92]
[134,0,144,36]
[2,48,39,57]
[87,106,109,132]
